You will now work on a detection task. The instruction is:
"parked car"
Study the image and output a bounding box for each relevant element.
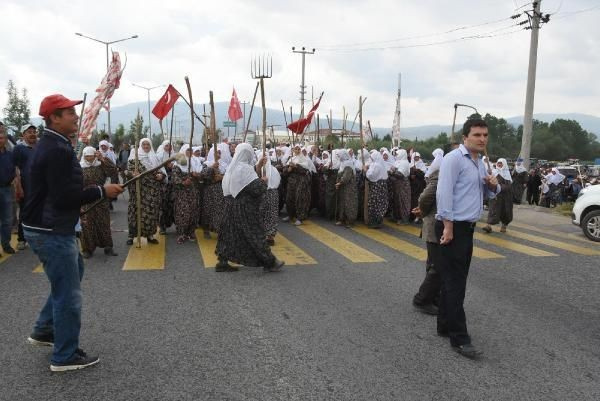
[572,184,600,242]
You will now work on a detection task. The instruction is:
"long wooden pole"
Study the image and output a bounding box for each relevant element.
[134,110,142,248]
[289,106,294,144]
[260,78,267,178]
[209,91,218,164]
[168,105,175,157]
[281,100,291,143]
[359,97,368,224]
[243,81,260,142]
[185,77,194,173]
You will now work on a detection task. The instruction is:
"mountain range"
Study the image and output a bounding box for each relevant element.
[31,101,600,141]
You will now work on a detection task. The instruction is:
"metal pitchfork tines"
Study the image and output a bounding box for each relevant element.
[251,54,273,79]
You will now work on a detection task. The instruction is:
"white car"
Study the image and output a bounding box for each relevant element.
[572,184,600,242]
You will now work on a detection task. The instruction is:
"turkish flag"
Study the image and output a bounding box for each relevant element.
[228,88,243,121]
[152,84,179,120]
[287,92,323,134]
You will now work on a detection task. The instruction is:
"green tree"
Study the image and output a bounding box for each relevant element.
[2,80,31,136]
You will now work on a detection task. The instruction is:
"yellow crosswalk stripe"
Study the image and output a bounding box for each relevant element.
[474,232,557,257]
[195,230,316,268]
[297,221,385,263]
[0,235,18,265]
[502,228,600,256]
[352,224,427,261]
[196,229,218,268]
[271,233,317,265]
[509,221,600,246]
[122,231,165,270]
[385,222,505,260]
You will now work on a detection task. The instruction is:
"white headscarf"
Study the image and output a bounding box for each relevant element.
[128,138,161,170]
[330,149,341,170]
[99,140,116,164]
[289,145,316,173]
[426,148,444,178]
[257,154,281,189]
[156,140,173,163]
[493,158,512,182]
[382,150,395,172]
[354,148,370,170]
[411,152,427,173]
[204,146,228,174]
[321,151,330,167]
[80,146,100,168]
[366,150,388,182]
[280,146,292,165]
[394,149,410,176]
[515,161,527,174]
[337,149,356,175]
[218,142,233,165]
[222,143,259,198]
[546,167,565,185]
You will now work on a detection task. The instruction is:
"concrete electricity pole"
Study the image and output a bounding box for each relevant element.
[519,1,550,169]
[291,47,315,119]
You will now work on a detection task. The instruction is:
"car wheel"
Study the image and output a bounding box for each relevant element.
[581,210,600,242]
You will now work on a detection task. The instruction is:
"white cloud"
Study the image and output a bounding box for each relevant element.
[1,0,598,130]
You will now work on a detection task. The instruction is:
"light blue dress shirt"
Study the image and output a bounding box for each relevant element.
[435,144,500,222]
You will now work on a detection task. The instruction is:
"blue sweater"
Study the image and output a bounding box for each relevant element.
[21,129,104,235]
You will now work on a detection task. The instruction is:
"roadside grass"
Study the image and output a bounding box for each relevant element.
[555,202,574,217]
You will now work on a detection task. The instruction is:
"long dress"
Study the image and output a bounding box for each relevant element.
[324,167,338,220]
[80,159,117,253]
[216,179,277,267]
[201,165,226,233]
[487,175,513,226]
[276,161,287,212]
[390,170,411,223]
[126,159,163,238]
[317,164,327,217]
[261,188,279,238]
[172,166,199,238]
[367,180,388,227]
[410,167,427,212]
[336,166,358,224]
[356,170,366,222]
[285,165,312,221]
[159,164,175,231]
[512,171,528,204]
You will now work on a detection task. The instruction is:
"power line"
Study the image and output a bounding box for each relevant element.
[317,26,526,53]
[315,15,519,50]
[552,4,600,20]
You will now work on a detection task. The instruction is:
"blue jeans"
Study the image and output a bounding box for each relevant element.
[0,186,13,249]
[24,229,84,364]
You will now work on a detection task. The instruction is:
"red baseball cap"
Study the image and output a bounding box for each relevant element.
[39,94,83,118]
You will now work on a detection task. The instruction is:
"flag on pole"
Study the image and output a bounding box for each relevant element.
[228,87,243,121]
[152,84,179,120]
[79,51,124,141]
[287,92,324,134]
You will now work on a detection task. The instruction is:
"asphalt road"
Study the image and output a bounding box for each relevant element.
[1,199,599,401]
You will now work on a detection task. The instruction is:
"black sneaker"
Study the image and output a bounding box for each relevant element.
[27,332,54,347]
[2,246,15,254]
[452,343,483,359]
[264,258,285,272]
[413,302,439,316]
[50,350,99,372]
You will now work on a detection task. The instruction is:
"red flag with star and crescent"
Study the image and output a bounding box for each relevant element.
[152,84,179,120]
[228,87,243,121]
[286,92,324,134]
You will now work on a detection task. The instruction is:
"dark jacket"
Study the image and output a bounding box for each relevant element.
[418,170,439,244]
[22,129,104,235]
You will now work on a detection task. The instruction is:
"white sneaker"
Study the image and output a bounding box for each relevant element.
[282,216,290,222]
[17,241,26,251]
[294,219,302,226]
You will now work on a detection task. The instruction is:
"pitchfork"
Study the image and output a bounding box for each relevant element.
[251,55,273,177]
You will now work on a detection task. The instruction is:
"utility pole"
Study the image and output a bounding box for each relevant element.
[291,46,315,119]
[519,0,550,169]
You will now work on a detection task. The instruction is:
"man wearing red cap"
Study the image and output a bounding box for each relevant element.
[22,94,124,372]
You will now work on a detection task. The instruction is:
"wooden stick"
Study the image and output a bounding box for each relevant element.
[134,110,142,248]
[260,77,267,177]
[360,97,368,224]
[185,76,194,173]
[243,81,260,142]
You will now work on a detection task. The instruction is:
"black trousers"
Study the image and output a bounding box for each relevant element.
[434,220,475,347]
[413,242,441,306]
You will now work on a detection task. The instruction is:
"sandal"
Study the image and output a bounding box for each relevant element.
[177,236,185,245]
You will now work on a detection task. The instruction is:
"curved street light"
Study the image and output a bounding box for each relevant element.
[131,83,166,137]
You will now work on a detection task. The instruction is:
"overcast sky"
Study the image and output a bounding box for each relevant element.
[1,0,599,129]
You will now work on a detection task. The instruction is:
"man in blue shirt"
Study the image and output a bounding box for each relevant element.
[13,123,38,250]
[0,128,16,256]
[435,118,499,359]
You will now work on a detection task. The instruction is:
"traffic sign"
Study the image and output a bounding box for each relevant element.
[223,121,236,127]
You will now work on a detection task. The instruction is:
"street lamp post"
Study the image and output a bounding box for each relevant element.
[75,32,138,137]
[132,83,165,138]
[450,103,479,144]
